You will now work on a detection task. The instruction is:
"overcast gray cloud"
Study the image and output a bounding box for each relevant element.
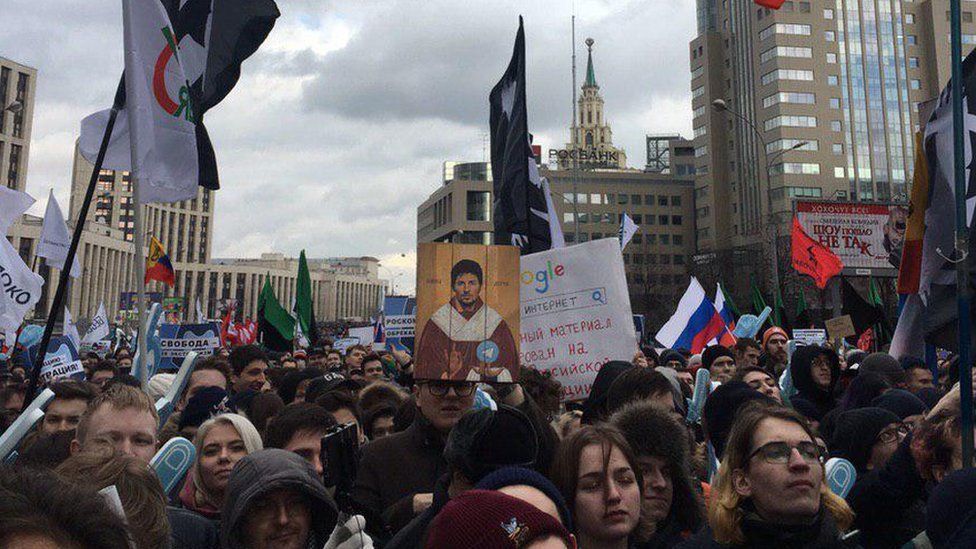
[3,0,694,294]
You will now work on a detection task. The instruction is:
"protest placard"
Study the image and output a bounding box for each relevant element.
[39,336,85,384]
[333,337,361,354]
[519,238,636,401]
[348,326,374,346]
[793,328,828,346]
[383,295,416,351]
[157,322,220,370]
[415,242,520,382]
[825,315,857,342]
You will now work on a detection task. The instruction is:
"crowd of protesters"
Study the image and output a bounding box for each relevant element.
[0,324,973,549]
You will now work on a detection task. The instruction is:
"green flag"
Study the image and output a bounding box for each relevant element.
[772,283,790,330]
[750,276,767,314]
[258,276,294,351]
[720,283,741,318]
[295,250,312,335]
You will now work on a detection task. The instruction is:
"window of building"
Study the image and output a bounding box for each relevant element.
[694,125,707,138]
[759,45,813,63]
[658,196,668,206]
[661,234,671,245]
[674,235,683,245]
[632,214,643,224]
[828,75,839,85]
[759,23,811,40]
[833,143,844,154]
[907,35,917,45]
[631,194,642,205]
[691,65,704,79]
[825,31,835,41]
[769,162,821,175]
[824,8,834,19]
[910,79,921,90]
[835,166,846,178]
[466,191,491,221]
[661,254,671,265]
[563,212,575,223]
[827,53,837,64]
[905,13,914,23]
[761,69,814,85]
[692,86,705,99]
[672,215,683,225]
[695,145,708,157]
[618,194,629,205]
[659,215,670,225]
[767,139,818,153]
[647,234,657,244]
[693,105,706,118]
[830,97,841,109]
[831,120,842,131]
[909,57,919,68]
[762,91,816,108]
[786,186,823,198]
[764,115,817,130]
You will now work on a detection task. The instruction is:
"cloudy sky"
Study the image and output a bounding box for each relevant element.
[4,0,695,293]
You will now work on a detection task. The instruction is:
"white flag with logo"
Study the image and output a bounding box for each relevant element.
[0,186,35,234]
[83,302,111,344]
[0,238,44,342]
[618,213,639,250]
[111,0,199,204]
[64,307,81,349]
[196,297,206,323]
[37,190,82,277]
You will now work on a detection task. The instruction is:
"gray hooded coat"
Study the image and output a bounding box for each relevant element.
[221,449,339,549]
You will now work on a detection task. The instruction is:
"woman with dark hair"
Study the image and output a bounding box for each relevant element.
[611,401,704,548]
[551,424,643,549]
[683,402,855,547]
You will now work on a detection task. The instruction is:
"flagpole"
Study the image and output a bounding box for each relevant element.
[570,13,580,242]
[949,0,974,468]
[122,0,149,391]
[22,81,125,409]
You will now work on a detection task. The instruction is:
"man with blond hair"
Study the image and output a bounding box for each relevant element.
[71,383,159,464]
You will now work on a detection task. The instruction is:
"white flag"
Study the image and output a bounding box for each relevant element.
[541,177,566,249]
[64,307,81,349]
[36,190,82,278]
[83,0,199,204]
[0,238,44,343]
[196,298,205,323]
[619,213,639,250]
[0,186,35,235]
[83,302,111,344]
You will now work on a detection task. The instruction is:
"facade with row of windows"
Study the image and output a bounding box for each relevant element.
[0,57,34,192]
[688,0,944,300]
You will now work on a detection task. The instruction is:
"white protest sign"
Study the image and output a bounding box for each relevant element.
[385,315,415,339]
[333,337,361,354]
[39,337,85,384]
[519,238,636,401]
[348,326,374,346]
[793,329,828,347]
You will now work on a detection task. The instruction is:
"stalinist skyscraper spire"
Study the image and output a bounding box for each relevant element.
[559,38,626,170]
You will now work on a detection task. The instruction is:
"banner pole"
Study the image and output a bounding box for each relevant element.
[949,0,974,468]
[22,82,124,409]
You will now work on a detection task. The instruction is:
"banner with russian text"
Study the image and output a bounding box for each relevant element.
[795,201,907,274]
[383,296,416,351]
[39,336,86,384]
[157,322,221,370]
[519,238,636,401]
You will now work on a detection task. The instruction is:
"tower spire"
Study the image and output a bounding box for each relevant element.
[584,37,597,88]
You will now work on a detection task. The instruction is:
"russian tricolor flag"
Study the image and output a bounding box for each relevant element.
[656,277,727,353]
[714,283,737,346]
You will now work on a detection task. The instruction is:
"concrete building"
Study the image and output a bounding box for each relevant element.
[688,0,935,300]
[417,46,696,325]
[1,56,36,192]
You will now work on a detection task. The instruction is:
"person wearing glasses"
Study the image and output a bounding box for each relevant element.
[829,407,906,475]
[352,378,476,534]
[686,401,856,547]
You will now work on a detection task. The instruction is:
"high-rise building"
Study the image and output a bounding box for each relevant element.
[0,56,36,192]
[689,0,928,299]
[418,45,696,326]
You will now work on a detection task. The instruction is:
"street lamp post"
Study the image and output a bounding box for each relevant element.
[711,99,807,295]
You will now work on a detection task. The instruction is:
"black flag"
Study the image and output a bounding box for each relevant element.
[80,0,280,192]
[489,17,553,254]
[841,278,884,336]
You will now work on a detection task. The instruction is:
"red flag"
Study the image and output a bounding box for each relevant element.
[755,0,786,8]
[791,216,844,289]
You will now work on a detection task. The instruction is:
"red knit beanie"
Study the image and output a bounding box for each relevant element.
[425,490,574,549]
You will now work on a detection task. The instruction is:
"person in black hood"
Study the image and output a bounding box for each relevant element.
[702,381,771,460]
[580,360,633,424]
[829,407,903,474]
[221,448,339,549]
[789,346,840,422]
[659,349,688,371]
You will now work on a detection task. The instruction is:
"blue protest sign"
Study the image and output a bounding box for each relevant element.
[39,336,85,384]
[157,322,221,371]
[383,296,416,352]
